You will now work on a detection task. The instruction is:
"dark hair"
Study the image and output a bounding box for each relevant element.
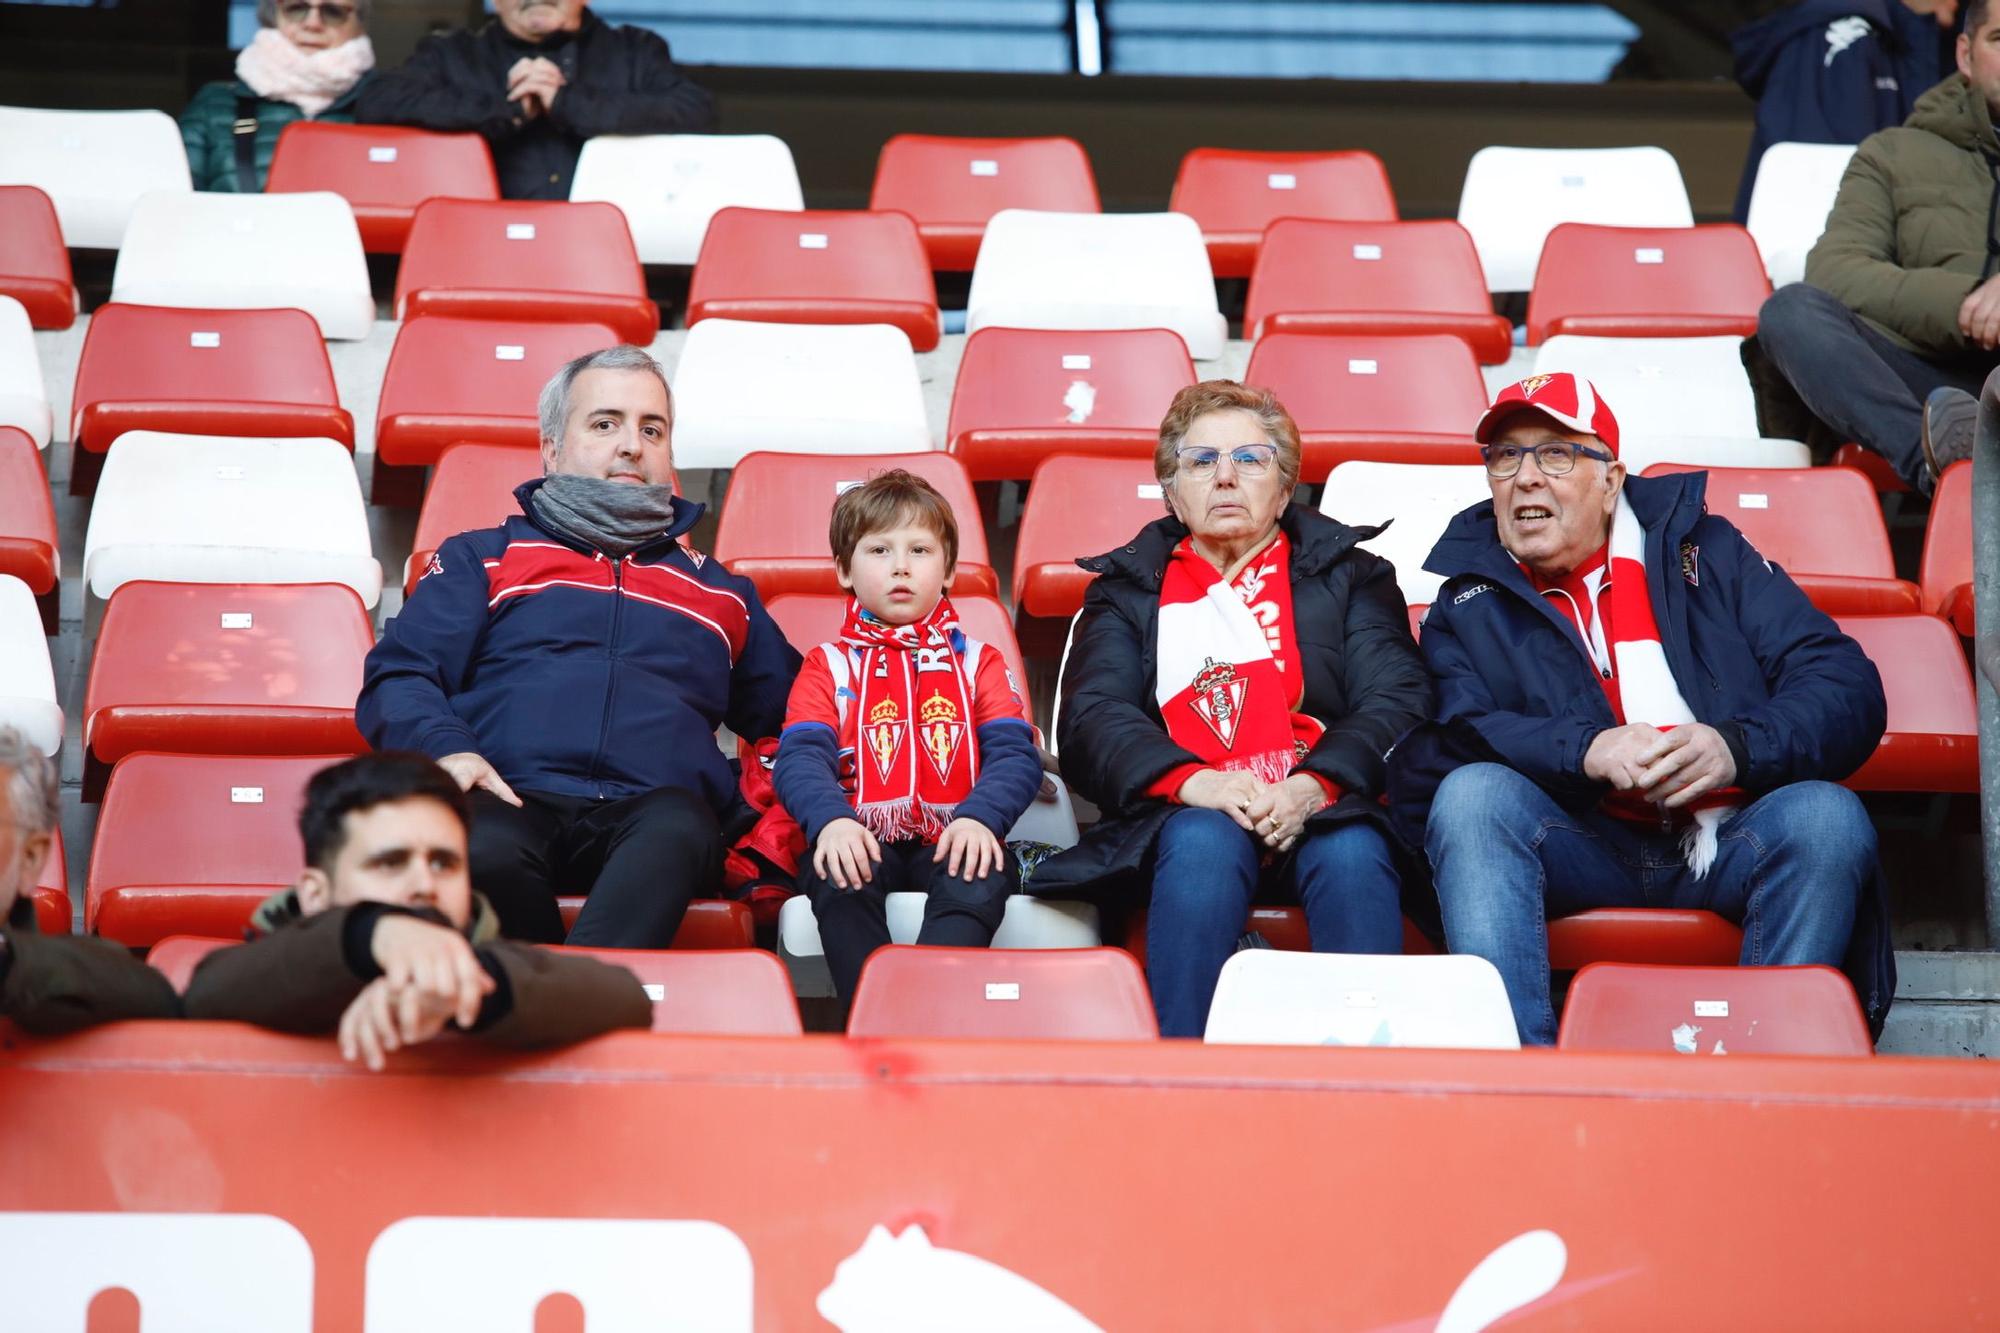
[828,469,960,572]
[299,753,472,872]
[1972,0,1992,33]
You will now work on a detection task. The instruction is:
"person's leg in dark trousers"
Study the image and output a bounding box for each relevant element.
[564,786,723,948]
[466,789,570,943]
[803,840,915,1003]
[906,840,1016,949]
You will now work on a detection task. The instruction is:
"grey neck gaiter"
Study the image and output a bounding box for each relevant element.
[530,473,680,557]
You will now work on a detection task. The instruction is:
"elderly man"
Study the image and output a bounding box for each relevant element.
[0,727,178,1032]
[356,0,713,199]
[357,345,800,946]
[1394,373,1893,1046]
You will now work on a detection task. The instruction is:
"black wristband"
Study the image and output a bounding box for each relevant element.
[339,903,425,980]
[465,948,513,1032]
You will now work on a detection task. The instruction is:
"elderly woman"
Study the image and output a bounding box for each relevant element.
[1031,381,1433,1037]
[180,0,376,192]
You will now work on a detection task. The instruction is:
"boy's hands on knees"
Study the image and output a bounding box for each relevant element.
[934,817,1003,881]
[338,976,456,1071]
[814,818,881,890]
[370,914,493,1031]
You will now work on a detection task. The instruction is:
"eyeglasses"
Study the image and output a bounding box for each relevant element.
[277,1,357,23]
[1481,440,1615,479]
[1176,443,1278,479]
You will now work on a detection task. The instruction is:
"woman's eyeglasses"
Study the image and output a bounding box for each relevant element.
[1176,443,1278,479]
[277,1,357,23]
[1480,440,1615,479]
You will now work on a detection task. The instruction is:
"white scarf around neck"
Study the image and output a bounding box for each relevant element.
[235,29,375,117]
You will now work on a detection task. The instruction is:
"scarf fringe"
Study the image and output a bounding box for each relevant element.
[853,799,958,845]
[1679,808,1725,880]
[1219,751,1298,786]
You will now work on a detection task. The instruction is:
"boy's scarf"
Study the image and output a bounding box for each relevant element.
[1605,490,1742,877]
[1156,532,1323,785]
[840,595,979,842]
[235,29,375,117]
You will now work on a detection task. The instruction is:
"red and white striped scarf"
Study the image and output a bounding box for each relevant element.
[839,595,979,843]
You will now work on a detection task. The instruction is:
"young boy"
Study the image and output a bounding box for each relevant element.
[773,471,1042,1004]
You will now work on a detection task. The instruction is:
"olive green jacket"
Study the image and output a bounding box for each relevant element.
[178,75,371,193]
[0,898,180,1034]
[1806,73,2000,358]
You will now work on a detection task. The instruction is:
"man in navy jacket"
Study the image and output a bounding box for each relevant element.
[357,346,800,947]
[1393,373,1891,1046]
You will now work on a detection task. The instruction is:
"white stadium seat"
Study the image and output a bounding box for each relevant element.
[966,209,1226,359]
[0,105,191,249]
[0,298,52,449]
[1531,334,1759,439]
[778,894,1102,999]
[83,433,382,606]
[1745,141,1856,288]
[1203,951,1521,1049]
[1619,435,1811,474]
[670,319,931,470]
[570,133,804,264]
[1321,461,1490,609]
[0,576,60,756]
[1457,145,1693,292]
[109,191,374,340]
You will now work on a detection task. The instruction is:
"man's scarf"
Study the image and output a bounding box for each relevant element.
[529,474,679,557]
[840,595,979,842]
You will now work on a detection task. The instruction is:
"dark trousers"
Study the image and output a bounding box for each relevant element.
[1755,282,1992,491]
[468,786,722,947]
[799,838,1016,1002]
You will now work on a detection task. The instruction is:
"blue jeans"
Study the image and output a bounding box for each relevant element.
[1148,807,1405,1038]
[1425,763,1872,1046]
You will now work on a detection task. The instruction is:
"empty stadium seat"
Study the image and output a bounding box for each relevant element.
[1544,909,1743,971]
[966,210,1226,359]
[545,945,804,1035]
[1204,951,1520,1048]
[82,582,371,794]
[0,427,58,631]
[82,433,382,607]
[1245,332,1487,476]
[765,592,1032,712]
[0,576,59,756]
[670,319,931,471]
[570,133,804,265]
[1531,335,1759,440]
[945,327,1195,481]
[778,890,1100,1000]
[108,191,373,340]
[1243,218,1511,362]
[1458,145,1694,292]
[0,185,76,328]
[554,897,755,948]
[1320,460,1490,608]
[265,122,499,253]
[33,828,69,934]
[712,450,995,598]
[1526,223,1770,344]
[846,945,1157,1040]
[1831,441,1910,495]
[0,106,191,248]
[686,207,940,351]
[403,441,542,594]
[1013,455,1167,619]
[1745,141,1855,288]
[1557,963,1871,1056]
[145,936,235,992]
[1839,613,1980,793]
[1921,460,1975,636]
[1618,435,1810,474]
[1170,147,1398,278]
[395,198,658,345]
[0,297,52,449]
[870,133,1100,270]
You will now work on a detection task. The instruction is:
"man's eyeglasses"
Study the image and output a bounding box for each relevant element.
[1480,440,1615,479]
[277,1,357,23]
[1176,443,1278,479]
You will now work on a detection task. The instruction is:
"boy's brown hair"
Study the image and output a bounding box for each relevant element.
[828,469,959,572]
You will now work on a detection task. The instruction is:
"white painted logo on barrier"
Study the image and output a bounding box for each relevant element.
[818,1224,1103,1332]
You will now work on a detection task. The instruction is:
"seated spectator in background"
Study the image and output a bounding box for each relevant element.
[773,472,1042,1008]
[180,0,376,192]
[357,346,799,947]
[1752,2,2000,492]
[183,753,650,1068]
[1029,382,1433,1038]
[357,0,714,199]
[0,727,178,1033]
[1393,374,1894,1046]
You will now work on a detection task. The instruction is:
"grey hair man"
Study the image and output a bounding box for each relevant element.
[357,347,801,947]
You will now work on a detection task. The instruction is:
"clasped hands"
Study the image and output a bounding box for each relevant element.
[1177,769,1327,854]
[338,914,494,1071]
[506,56,566,118]
[1582,721,1736,807]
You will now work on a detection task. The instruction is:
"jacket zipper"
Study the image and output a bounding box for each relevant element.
[584,553,624,799]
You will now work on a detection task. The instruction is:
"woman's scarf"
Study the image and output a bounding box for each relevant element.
[235,29,375,117]
[1155,531,1323,784]
[840,595,979,843]
[529,474,679,557]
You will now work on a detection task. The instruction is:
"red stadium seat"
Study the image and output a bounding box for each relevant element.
[687,207,939,350]
[67,304,353,495]
[1545,910,1742,971]
[82,583,371,798]
[1121,907,1432,969]
[1243,218,1511,362]
[1642,464,1919,614]
[765,592,1032,713]
[404,441,542,595]
[869,134,1100,270]
[1921,460,1974,636]
[0,427,58,631]
[1831,442,1910,495]
[946,326,1195,481]
[0,185,76,329]
[555,897,756,948]
[145,936,237,992]
[545,945,803,1035]
[266,122,499,253]
[1838,613,1980,793]
[32,826,68,935]
[713,451,995,600]
[394,198,658,346]
[1243,332,1487,477]
[1557,963,1871,1055]
[1013,455,1166,619]
[1169,147,1398,278]
[1526,223,1771,344]
[846,945,1158,1039]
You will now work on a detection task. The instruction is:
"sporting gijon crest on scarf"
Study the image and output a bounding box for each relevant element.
[834,596,979,842]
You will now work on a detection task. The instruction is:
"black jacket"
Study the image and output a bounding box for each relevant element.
[0,897,180,1034]
[1028,504,1434,903]
[357,12,715,200]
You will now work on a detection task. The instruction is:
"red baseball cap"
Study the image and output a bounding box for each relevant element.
[1473,372,1620,457]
